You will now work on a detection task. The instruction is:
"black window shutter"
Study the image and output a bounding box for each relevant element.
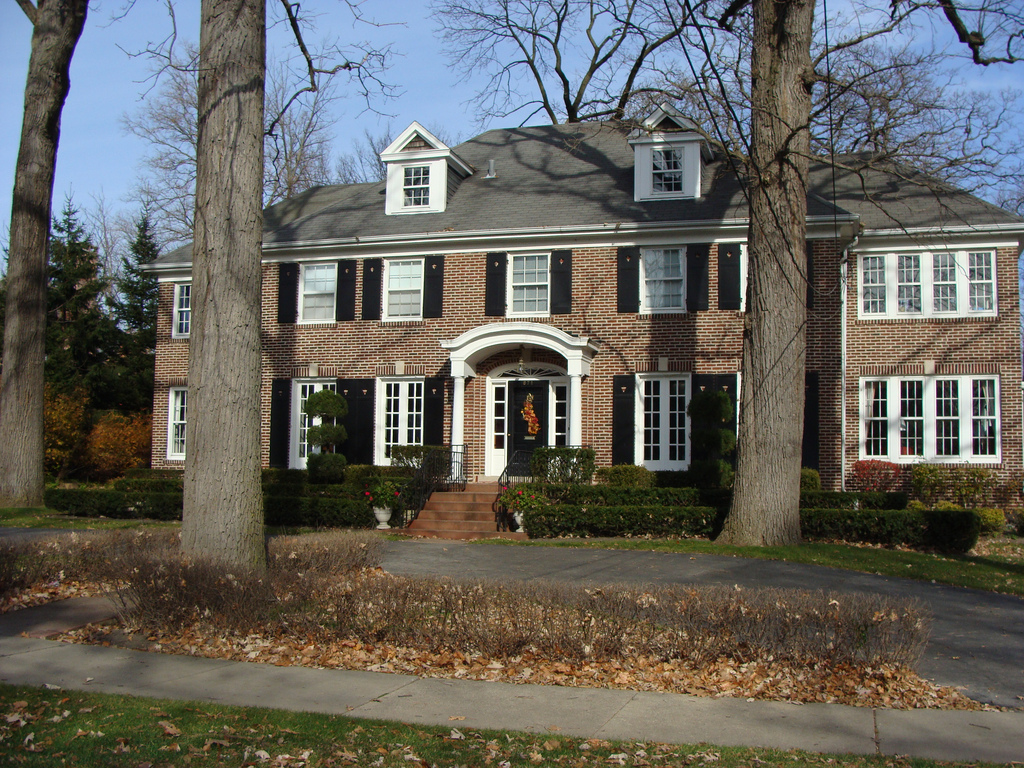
[612,374,636,465]
[686,244,710,311]
[423,255,444,318]
[339,378,375,465]
[802,372,820,470]
[617,247,640,313]
[423,377,446,446]
[361,259,382,320]
[269,378,292,468]
[336,260,356,322]
[485,252,507,317]
[805,240,815,309]
[717,243,742,311]
[277,263,299,324]
[550,249,573,314]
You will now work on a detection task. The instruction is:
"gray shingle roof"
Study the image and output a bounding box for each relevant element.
[152,123,1022,267]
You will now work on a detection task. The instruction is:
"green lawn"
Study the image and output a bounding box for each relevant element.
[491,535,1024,597]
[0,507,176,531]
[0,683,1004,768]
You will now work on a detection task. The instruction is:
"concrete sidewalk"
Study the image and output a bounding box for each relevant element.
[0,596,1022,763]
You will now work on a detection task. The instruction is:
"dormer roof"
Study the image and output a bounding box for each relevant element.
[629,103,714,162]
[380,121,473,176]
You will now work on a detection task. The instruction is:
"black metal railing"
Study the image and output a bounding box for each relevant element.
[400,444,466,527]
[494,449,534,531]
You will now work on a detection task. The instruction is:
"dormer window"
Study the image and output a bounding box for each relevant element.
[630,103,711,203]
[652,149,684,193]
[381,122,473,215]
[404,165,431,207]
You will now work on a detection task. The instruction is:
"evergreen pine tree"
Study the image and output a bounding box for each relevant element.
[111,210,160,411]
[46,199,124,411]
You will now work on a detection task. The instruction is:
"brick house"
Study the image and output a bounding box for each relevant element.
[148,106,1024,492]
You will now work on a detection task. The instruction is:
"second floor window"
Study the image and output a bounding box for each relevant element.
[404,165,430,207]
[511,253,549,314]
[860,250,997,319]
[173,283,191,337]
[300,263,336,321]
[641,248,685,311]
[385,259,424,319]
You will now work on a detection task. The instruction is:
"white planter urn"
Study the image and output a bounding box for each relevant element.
[373,507,392,529]
[512,511,525,530]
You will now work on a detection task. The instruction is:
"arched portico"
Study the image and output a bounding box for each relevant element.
[441,323,598,473]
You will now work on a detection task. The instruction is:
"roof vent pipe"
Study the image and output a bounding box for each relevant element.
[485,159,496,178]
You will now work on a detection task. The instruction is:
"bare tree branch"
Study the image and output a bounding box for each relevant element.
[15,0,37,24]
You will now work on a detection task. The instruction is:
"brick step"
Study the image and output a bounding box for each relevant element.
[407,519,503,533]
[404,529,528,541]
[414,510,495,523]
[421,501,495,514]
[427,493,500,505]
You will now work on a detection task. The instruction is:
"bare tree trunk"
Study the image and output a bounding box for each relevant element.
[718,0,814,546]
[181,0,266,570]
[0,0,88,508]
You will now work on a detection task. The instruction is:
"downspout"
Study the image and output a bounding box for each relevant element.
[839,235,858,492]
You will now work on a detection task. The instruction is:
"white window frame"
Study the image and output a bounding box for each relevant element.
[639,247,686,314]
[375,377,425,465]
[166,387,188,461]
[291,379,337,469]
[507,252,550,317]
[859,375,1001,463]
[384,159,447,215]
[172,283,191,338]
[383,258,424,321]
[298,263,337,323]
[403,165,430,208]
[635,374,691,470]
[632,139,702,201]
[858,250,998,319]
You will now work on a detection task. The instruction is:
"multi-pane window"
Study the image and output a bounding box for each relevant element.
[173,283,191,337]
[860,251,997,318]
[511,253,549,314]
[861,376,999,462]
[167,388,187,460]
[641,248,685,311]
[864,380,888,457]
[403,165,430,207]
[384,259,423,319]
[381,379,424,462]
[899,380,923,457]
[972,379,998,456]
[862,256,886,314]
[300,263,337,321]
[296,381,337,464]
[932,253,958,313]
[896,255,920,314]
[639,376,688,470]
[968,251,994,311]
[553,384,568,446]
[651,149,683,193]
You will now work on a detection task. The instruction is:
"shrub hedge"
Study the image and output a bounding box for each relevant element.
[263,496,374,528]
[525,504,721,539]
[514,482,701,508]
[799,490,909,510]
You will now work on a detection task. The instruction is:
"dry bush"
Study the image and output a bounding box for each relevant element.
[44,385,89,477]
[0,531,125,603]
[84,412,152,480]
[332,578,930,669]
[97,530,384,633]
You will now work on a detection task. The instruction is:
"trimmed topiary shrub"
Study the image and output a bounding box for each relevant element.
[800,468,822,491]
[976,508,1006,535]
[595,464,655,488]
[923,508,980,554]
[307,452,348,484]
[530,447,596,484]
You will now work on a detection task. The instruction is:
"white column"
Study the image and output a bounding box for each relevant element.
[569,373,583,446]
[451,375,466,447]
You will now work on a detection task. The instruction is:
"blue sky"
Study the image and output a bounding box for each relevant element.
[0,1,484,249]
[3,2,1021,256]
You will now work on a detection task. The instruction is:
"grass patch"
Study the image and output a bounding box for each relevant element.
[0,507,175,531]
[497,537,1024,596]
[0,683,1004,767]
